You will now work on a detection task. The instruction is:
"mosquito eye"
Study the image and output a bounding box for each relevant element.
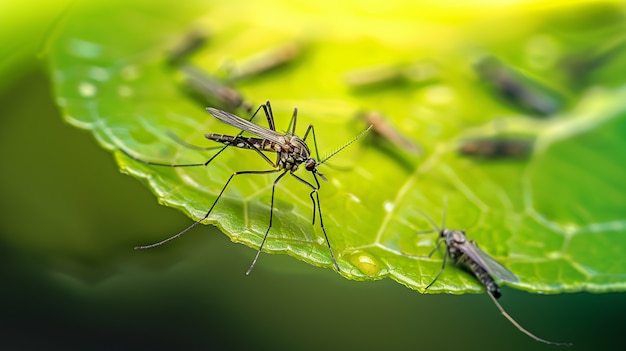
[305,160,316,171]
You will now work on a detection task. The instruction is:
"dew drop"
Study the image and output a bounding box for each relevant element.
[78,81,97,97]
[347,193,361,203]
[348,250,382,276]
[384,201,394,213]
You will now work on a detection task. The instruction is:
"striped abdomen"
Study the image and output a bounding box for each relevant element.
[205,134,282,152]
[460,254,502,298]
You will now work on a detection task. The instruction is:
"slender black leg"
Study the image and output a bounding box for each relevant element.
[246,170,289,275]
[311,187,340,272]
[302,124,322,161]
[289,172,340,272]
[286,106,298,135]
[424,244,448,292]
[262,100,276,131]
[135,168,280,250]
[166,130,223,151]
[199,105,270,166]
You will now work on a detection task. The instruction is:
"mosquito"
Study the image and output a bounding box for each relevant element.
[165,27,210,66]
[409,202,571,346]
[474,56,562,117]
[356,110,422,155]
[344,61,437,90]
[178,63,252,112]
[227,41,305,82]
[123,101,371,275]
[458,137,534,159]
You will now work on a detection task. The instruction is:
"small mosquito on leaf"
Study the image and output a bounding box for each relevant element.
[406,200,572,346]
[458,136,534,160]
[122,101,371,275]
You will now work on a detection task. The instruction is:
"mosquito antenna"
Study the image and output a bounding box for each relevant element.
[486,292,572,346]
[414,196,448,234]
[319,125,373,165]
[412,205,442,235]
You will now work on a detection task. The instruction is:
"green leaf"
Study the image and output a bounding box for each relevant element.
[46,0,626,294]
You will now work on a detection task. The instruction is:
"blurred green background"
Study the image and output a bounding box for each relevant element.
[2,0,626,350]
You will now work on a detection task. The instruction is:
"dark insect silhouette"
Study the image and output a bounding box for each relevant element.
[409,202,571,346]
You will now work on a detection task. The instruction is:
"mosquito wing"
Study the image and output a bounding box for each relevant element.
[206,107,286,144]
[459,241,519,283]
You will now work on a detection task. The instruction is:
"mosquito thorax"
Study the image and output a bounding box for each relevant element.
[288,136,310,156]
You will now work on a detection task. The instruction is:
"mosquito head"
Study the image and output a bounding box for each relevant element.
[305,158,328,181]
[442,228,467,246]
[440,228,449,238]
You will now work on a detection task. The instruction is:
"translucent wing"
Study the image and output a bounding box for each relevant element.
[458,241,519,283]
[206,107,286,144]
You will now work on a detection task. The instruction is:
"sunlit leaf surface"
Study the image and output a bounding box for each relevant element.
[47,0,626,294]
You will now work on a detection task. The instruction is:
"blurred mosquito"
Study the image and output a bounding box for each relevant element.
[356,110,422,155]
[123,101,371,275]
[458,137,534,159]
[344,61,438,90]
[474,56,563,117]
[407,201,571,346]
[227,41,306,82]
[165,27,210,66]
[179,64,252,112]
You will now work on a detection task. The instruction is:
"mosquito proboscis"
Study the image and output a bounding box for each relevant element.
[123,101,371,275]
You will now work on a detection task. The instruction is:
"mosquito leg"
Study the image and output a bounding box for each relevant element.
[424,248,448,292]
[286,106,298,135]
[486,292,572,346]
[167,130,224,151]
[201,106,273,166]
[308,191,316,225]
[246,170,289,275]
[123,104,265,167]
[167,103,260,151]
[135,168,280,250]
[302,124,322,161]
[289,172,318,223]
[312,187,340,272]
[119,148,207,168]
[425,239,444,258]
[288,172,340,272]
[261,100,276,131]
[240,138,278,167]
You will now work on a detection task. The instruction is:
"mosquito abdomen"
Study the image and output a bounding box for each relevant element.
[465,257,502,298]
[205,134,279,151]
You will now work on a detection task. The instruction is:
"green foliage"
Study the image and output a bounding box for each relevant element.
[46,0,626,294]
